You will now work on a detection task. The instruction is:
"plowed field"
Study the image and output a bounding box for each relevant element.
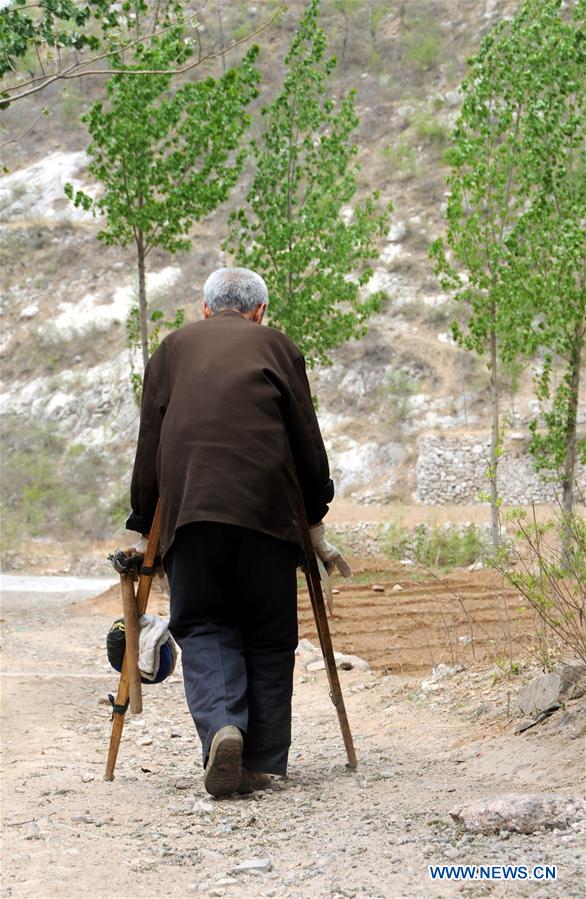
[298,560,534,674]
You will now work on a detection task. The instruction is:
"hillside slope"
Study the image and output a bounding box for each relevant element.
[1,0,584,550]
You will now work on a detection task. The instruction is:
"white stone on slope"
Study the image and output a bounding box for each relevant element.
[50,266,182,339]
[0,152,93,222]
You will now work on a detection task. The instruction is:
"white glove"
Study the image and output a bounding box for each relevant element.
[310,523,352,577]
[138,615,177,681]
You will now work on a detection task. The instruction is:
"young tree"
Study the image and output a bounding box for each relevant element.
[66,29,260,374]
[429,10,533,546]
[225,0,391,367]
[332,0,358,71]
[431,0,585,548]
[504,0,585,524]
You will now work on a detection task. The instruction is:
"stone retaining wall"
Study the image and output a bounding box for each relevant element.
[415,435,586,505]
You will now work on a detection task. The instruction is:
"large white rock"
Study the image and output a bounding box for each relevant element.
[0,152,93,222]
[450,794,586,835]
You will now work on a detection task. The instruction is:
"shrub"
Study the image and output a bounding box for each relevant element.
[491,508,586,664]
[403,18,443,72]
[409,111,450,147]
[383,366,419,427]
[382,138,417,180]
[59,86,85,128]
[382,523,488,569]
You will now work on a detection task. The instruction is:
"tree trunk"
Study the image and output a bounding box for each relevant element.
[136,231,149,369]
[341,11,348,70]
[489,322,501,548]
[561,317,583,561]
[216,0,227,73]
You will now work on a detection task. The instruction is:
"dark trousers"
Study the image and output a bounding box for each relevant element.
[165,521,299,775]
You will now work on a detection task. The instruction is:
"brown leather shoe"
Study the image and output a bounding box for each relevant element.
[237,769,271,794]
[203,726,243,798]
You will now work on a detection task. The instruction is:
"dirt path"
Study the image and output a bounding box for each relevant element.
[1,578,584,899]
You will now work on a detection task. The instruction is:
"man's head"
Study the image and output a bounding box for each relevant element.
[202,267,268,323]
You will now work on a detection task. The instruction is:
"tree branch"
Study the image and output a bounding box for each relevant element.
[0,98,59,151]
[3,6,284,106]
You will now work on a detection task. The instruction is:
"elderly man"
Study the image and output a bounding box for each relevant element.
[126,267,350,797]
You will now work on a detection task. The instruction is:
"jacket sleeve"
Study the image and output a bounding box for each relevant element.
[126,342,168,536]
[284,354,334,526]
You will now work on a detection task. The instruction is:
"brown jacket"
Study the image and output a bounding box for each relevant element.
[126,310,334,556]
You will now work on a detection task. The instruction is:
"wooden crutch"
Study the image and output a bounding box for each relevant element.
[104,503,161,781]
[296,496,358,769]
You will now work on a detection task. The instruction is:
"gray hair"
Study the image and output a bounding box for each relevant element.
[203,267,269,314]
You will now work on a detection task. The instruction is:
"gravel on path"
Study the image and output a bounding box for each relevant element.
[1,582,584,899]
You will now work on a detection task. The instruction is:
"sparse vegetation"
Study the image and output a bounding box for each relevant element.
[381,522,487,569]
[383,366,419,427]
[0,415,120,562]
[381,138,417,180]
[4,324,113,379]
[403,16,443,73]
[493,507,586,664]
[408,110,449,147]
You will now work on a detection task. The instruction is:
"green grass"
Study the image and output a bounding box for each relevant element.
[381,523,487,569]
[0,415,122,562]
[382,138,417,180]
[403,17,444,73]
[409,111,450,147]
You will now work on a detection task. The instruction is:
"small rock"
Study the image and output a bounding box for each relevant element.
[386,221,407,243]
[391,584,403,592]
[332,588,340,595]
[129,857,157,872]
[337,653,370,672]
[138,736,153,747]
[19,304,39,320]
[420,680,441,692]
[81,773,95,783]
[444,846,459,859]
[232,857,272,873]
[450,794,586,835]
[174,779,191,790]
[25,821,41,840]
[372,584,386,593]
[468,559,484,571]
[296,638,318,654]
[399,559,415,567]
[431,663,463,680]
[307,659,326,673]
